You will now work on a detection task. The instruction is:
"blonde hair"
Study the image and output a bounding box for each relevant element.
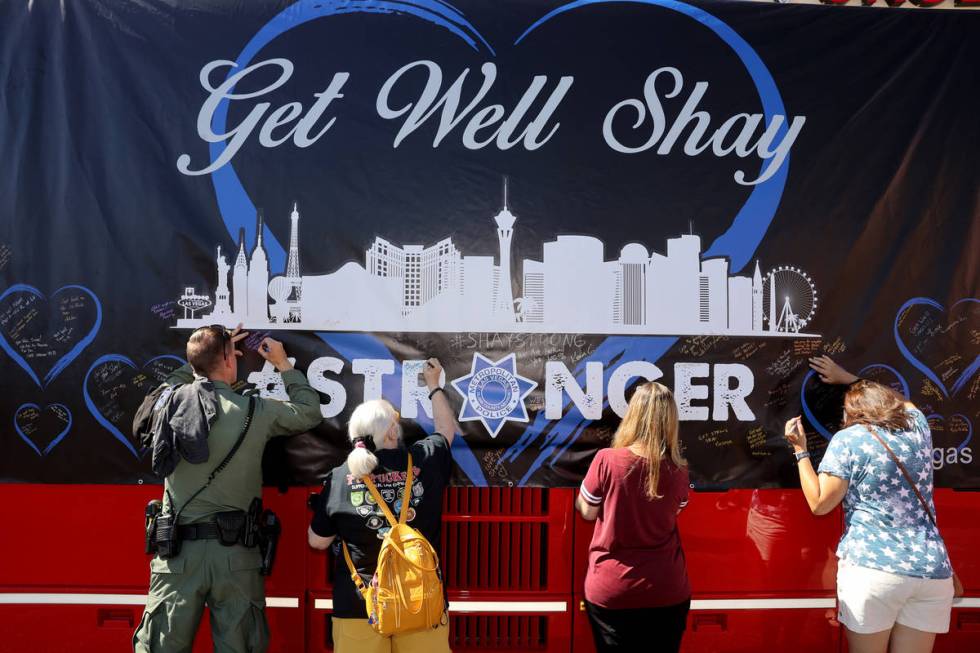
[347,399,401,477]
[611,382,686,500]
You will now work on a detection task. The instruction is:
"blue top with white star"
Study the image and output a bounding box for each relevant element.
[818,408,951,579]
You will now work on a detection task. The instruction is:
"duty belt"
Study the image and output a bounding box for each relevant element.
[177,522,221,540]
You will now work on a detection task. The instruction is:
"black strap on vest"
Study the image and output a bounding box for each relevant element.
[167,396,257,521]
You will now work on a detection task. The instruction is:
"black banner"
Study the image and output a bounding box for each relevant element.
[1,0,977,489]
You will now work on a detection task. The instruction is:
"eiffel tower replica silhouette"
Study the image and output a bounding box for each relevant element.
[284,202,303,323]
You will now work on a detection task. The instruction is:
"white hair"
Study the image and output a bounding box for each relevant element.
[346,399,401,477]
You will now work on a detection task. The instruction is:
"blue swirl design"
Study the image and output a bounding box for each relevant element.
[504,0,789,485]
[210,0,789,486]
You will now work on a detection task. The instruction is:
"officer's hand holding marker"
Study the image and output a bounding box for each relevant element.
[257,337,293,372]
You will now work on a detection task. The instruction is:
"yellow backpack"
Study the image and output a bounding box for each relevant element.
[342,454,446,636]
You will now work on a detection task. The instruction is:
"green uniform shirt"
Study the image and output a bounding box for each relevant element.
[161,364,321,523]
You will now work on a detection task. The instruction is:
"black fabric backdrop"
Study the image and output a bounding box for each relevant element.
[0,0,977,489]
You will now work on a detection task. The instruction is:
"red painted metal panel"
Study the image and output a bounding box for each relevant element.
[0,602,304,653]
[933,489,980,591]
[680,489,841,595]
[261,488,311,597]
[935,609,980,652]
[0,484,159,589]
[0,604,142,653]
[684,609,840,652]
[2,483,978,652]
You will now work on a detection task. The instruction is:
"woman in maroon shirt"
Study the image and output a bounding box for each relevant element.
[576,381,691,652]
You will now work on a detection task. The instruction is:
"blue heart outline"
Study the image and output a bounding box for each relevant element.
[506,0,790,483]
[801,364,910,441]
[894,297,980,399]
[206,0,790,485]
[14,402,73,456]
[0,284,102,387]
[926,412,972,453]
[83,354,186,458]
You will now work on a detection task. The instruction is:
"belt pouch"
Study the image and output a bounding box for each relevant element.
[215,510,246,546]
[154,513,181,559]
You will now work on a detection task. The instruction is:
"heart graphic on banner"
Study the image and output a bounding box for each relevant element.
[927,412,973,453]
[801,364,910,441]
[83,354,186,458]
[204,0,791,486]
[0,284,102,387]
[14,403,73,456]
[894,297,980,399]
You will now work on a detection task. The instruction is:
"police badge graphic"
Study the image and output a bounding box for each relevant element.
[452,353,537,438]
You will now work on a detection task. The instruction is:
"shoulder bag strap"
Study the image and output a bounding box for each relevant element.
[866,427,937,527]
[174,396,256,520]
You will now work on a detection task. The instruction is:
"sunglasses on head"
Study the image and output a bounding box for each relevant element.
[192,324,233,360]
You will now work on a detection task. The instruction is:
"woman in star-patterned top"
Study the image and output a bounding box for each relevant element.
[785,357,955,653]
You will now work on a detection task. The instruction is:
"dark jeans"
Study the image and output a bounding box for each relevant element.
[584,598,691,653]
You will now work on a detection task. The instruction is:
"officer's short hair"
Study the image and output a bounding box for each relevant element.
[187,326,230,376]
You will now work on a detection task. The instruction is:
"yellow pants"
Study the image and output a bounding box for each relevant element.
[332,618,451,653]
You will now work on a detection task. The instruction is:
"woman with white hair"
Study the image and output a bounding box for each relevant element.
[308,358,458,653]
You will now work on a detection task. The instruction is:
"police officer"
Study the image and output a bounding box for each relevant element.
[133,325,322,652]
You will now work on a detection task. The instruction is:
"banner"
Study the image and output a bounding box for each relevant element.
[1,0,977,489]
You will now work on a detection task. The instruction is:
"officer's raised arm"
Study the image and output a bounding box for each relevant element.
[257,337,323,435]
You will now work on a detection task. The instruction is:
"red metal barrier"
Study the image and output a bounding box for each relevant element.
[0,483,978,652]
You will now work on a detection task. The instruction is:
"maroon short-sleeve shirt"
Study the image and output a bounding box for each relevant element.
[580,448,691,609]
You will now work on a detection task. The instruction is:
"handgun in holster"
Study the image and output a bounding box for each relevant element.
[258,509,281,576]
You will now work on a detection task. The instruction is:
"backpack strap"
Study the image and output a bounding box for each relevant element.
[341,541,368,597]
[359,453,415,529]
[342,453,417,597]
[400,453,414,525]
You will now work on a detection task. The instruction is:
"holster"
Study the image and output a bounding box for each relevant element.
[258,509,281,576]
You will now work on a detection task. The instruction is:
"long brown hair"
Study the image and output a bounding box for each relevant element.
[842,379,913,432]
[611,382,687,500]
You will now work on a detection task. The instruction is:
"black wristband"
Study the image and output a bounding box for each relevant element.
[428,387,445,400]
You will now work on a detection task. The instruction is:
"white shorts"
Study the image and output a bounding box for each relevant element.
[837,561,953,634]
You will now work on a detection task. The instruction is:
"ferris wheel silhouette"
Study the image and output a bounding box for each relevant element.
[762,266,818,333]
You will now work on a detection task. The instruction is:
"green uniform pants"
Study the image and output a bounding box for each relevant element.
[133,539,269,653]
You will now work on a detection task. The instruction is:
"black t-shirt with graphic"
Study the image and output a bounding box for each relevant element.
[310,433,452,619]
